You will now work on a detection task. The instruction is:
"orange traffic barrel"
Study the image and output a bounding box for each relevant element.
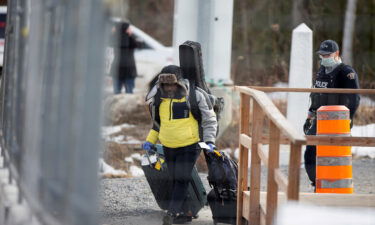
[316,105,353,193]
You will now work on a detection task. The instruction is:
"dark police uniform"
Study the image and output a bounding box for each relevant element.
[304,63,360,186]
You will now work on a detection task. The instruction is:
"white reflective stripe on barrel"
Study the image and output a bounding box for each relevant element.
[317,111,350,120]
[316,179,353,189]
[317,156,352,166]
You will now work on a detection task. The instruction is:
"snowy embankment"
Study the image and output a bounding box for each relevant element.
[101,123,142,144]
[99,123,145,177]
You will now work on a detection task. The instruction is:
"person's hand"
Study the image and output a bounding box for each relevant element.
[126,27,132,35]
[206,142,216,153]
[303,118,312,135]
[142,141,154,153]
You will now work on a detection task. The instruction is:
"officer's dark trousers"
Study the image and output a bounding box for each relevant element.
[304,119,317,186]
[163,143,201,214]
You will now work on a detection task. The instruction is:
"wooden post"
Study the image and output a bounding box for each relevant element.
[287,143,302,200]
[266,121,280,225]
[249,101,263,225]
[237,93,250,225]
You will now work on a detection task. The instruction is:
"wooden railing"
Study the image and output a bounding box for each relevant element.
[235,86,375,225]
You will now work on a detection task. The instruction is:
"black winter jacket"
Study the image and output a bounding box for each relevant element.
[111,22,140,79]
[309,63,360,119]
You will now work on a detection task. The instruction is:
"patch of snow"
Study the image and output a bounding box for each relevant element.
[352,123,375,158]
[131,153,143,162]
[268,82,288,100]
[102,123,135,137]
[124,136,142,144]
[105,135,142,145]
[102,135,126,144]
[101,123,142,144]
[360,96,375,106]
[130,166,144,177]
[112,135,125,143]
[124,157,134,163]
[98,158,127,176]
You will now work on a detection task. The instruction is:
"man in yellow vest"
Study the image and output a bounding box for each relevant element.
[143,65,217,224]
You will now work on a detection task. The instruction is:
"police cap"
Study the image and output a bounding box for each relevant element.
[317,40,339,55]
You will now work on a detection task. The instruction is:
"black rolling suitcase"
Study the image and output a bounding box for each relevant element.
[204,150,238,224]
[141,144,207,217]
[207,189,237,225]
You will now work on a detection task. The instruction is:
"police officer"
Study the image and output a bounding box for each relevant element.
[303,40,360,187]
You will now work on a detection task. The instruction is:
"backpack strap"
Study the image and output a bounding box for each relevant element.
[150,90,162,131]
[189,82,202,124]
[196,87,214,110]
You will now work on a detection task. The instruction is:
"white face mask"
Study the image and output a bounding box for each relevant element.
[320,56,338,67]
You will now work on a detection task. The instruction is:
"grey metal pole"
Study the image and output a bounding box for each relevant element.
[1,0,108,224]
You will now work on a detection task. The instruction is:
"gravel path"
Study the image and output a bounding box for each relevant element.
[99,158,375,225]
[99,173,214,225]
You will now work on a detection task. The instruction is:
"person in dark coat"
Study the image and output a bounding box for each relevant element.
[303,40,360,188]
[111,21,139,94]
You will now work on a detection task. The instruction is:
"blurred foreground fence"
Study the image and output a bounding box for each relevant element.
[0,1,107,225]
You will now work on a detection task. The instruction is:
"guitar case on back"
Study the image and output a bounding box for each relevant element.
[179,41,224,122]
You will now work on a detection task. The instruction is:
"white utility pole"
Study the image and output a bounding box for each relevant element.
[172,0,199,64]
[172,0,233,84]
[287,23,313,133]
[172,0,234,137]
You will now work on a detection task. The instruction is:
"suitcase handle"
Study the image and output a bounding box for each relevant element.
[145,146,166,171]
[145,146,157,168]
[137,144,165,170]
[134,145,157,166]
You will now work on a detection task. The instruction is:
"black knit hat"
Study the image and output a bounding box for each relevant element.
[159,73,178,84]
[160,65,183,80]
[316,40,339,55]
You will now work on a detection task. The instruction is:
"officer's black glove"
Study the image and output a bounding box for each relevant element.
[303,118,312,135]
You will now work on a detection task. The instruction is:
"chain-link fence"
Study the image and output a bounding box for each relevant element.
[0,1,108,224]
